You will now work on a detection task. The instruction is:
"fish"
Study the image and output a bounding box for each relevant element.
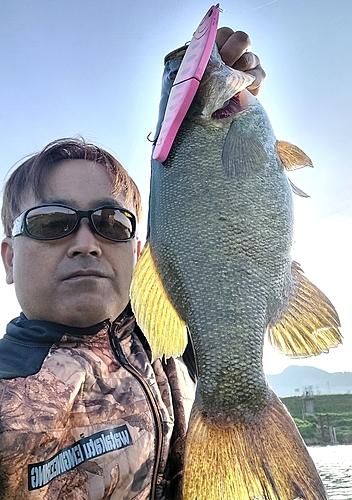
[131,43,342,499]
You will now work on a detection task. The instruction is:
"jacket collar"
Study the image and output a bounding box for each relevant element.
[0,306,133,379]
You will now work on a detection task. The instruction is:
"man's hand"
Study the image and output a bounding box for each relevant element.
[216,27,266,96]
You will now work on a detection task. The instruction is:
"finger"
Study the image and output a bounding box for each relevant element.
[232,52,260,72]
[246,67,267,96]
[215,27,265,95]
[216,30,252,67]
[216,27,235,49]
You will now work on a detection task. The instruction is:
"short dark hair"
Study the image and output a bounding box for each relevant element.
[1,138,142,237]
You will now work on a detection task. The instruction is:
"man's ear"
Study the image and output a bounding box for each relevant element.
[1,238,14,284]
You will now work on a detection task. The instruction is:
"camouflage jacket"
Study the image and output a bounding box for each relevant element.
[0,308,195,499]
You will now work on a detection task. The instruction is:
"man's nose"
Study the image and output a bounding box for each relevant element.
[66,219,102,257]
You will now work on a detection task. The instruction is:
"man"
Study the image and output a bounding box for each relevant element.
[0,29,265,499]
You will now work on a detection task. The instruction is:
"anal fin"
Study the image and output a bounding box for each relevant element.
[268,261,342,357]
[130,242,188,361]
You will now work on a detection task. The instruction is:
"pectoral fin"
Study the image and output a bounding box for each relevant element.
[268,261,342,357]
[223,120,269,177]
[288,178,310,198]
[276,141,313,170]
[130,242,188,361]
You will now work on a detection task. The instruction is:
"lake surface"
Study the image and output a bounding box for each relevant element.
[308,445,352,499]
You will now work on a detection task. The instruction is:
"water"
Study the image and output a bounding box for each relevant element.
[308,445,352,499]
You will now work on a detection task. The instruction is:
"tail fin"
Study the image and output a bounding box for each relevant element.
[182,394,327,500]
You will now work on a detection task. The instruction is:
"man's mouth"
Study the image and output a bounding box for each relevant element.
[64,270,106,280]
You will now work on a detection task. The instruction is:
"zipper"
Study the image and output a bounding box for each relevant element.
[109,324,163,500]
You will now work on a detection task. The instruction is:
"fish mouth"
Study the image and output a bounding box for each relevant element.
[212,89,257,120]
[212,94,242,119]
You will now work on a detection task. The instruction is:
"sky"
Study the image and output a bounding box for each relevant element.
[0,0,351,375]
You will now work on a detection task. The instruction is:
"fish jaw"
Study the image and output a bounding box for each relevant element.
[187,44,255,121]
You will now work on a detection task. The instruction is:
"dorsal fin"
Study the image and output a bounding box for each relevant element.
[276,140,313,171]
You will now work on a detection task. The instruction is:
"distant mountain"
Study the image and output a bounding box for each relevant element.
[267,366,352,397]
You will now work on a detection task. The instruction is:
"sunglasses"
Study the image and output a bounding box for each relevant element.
[11,204,136,242]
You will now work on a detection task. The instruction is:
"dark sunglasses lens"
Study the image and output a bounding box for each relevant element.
[26,207,77,239]
[92,208,134,240]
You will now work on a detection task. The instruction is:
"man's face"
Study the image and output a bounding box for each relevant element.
[1,159,139,327]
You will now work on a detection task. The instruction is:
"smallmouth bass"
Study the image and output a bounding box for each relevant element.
[131,44,341,499]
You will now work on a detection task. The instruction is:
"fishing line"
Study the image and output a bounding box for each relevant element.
[223,0,279,14]
[241,0,279,12]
